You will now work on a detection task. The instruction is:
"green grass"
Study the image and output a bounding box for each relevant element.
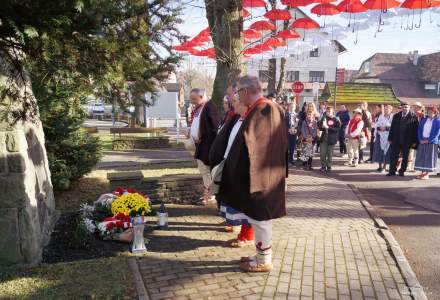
[97,134,113,151]
[0,257,136,300]
[94,133,186,151]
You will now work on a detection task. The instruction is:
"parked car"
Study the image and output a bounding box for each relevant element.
[92,102,105,120]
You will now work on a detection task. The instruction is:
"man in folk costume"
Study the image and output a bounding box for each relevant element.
[345,109,364,167]
[189,88,220,205]
[210,76,287,272]
[387,102,419,177]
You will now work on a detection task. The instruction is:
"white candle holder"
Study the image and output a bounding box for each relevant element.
[157,211,168,228]
[131,216,147,255]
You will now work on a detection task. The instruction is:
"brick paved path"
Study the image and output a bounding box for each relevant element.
[137,169,414,300]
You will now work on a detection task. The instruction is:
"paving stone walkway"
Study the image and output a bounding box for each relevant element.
[137,169,414,300]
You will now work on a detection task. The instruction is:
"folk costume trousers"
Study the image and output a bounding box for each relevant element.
[246,217,273,265]
[347,138,360,165]
[196,159,212,195]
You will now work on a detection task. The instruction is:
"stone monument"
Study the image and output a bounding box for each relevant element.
[0,56,58,266]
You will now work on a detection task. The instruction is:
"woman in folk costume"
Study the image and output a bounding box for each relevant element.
[210,76,287,272]
[211,87,254,246]
[299,103,319,170]
[373,104,393,173]
[345,109,364,167]
[414,106,440,180]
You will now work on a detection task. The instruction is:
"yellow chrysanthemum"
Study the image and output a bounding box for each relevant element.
[111,193,151,217]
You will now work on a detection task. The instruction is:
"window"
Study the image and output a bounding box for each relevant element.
[286,71,300,82]
[310,48,319,57]
[309,71,325,83]
[258,70,270,83]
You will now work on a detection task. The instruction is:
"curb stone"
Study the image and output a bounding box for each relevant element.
[348,184,428,300]
[128,257,149,300]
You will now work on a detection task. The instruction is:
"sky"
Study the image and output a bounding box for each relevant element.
[177,0,440,71]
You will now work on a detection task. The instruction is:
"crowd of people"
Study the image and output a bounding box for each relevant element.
[186,75,440,273]
[284,100,440,179]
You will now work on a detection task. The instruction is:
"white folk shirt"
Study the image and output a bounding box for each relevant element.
[190,105,204,143]
[423,118,433,138]
[345,120,364,138]
[223,119,243,159]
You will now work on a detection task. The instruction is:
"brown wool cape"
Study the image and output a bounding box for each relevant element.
[209,100,287,221]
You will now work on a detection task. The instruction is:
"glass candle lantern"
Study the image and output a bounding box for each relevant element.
[131,216,147,254]
[157,202,168,229]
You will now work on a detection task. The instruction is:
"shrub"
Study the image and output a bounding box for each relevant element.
[35,83,102,191]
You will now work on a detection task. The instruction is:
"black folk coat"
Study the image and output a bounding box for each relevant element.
[209,100,287,221]
[194,100,220,165]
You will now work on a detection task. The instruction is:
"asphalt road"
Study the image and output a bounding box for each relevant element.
[359,188,440,300]
[326,156,440,299]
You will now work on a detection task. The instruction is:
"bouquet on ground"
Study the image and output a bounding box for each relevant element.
[78,187,153,242]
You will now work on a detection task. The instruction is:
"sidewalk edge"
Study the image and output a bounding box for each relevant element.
[348,184,428,300]
[128,257,150,300]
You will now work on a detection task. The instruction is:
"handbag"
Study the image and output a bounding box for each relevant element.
[211,160,226,195]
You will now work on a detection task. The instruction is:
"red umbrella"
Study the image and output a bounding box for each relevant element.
[275,29,301,39]
[311,3,340,15]
[281,0,318,6]
[191,34,210,44]
[244,47,264,55]
[188,48,203,56]
[363,0,401,10]
[400,0,437,29]
[264,37,286,47]
[243,0,266,7]
[243,28,263,39]
[243,8,251,18]
[291,18,320,29]
[198,48,216,57]
[291,18,319,40]
[264,9,292,20]
[364,0,400,33]
[401,0,433,8]
[198,27,211,37]
[171,45,190,51]
[254,43,273,51]
[337,0,367,13]
[250,20,277,31]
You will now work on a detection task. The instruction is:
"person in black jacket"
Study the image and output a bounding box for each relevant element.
[189,88,221,204]
[318,106,341,172]
[336,105,350,156]
[387,102,419,177]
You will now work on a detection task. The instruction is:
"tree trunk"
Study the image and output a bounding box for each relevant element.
[276,57,286,95]
[266,0,277,95]
[205,0,243,109]
[276,20,290,96]
[267,58,277,94]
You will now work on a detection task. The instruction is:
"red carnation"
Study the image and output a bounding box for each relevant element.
[106,222,114,230]
[127,188,137,193]
[113,187,125,195]
[115,221,124,228]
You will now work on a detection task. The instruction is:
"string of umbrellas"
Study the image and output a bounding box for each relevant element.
[172,0,440,59]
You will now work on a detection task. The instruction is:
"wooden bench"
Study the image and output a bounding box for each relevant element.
[109,127,168,138]
[110,127,169,151]
[82,126,98,134]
